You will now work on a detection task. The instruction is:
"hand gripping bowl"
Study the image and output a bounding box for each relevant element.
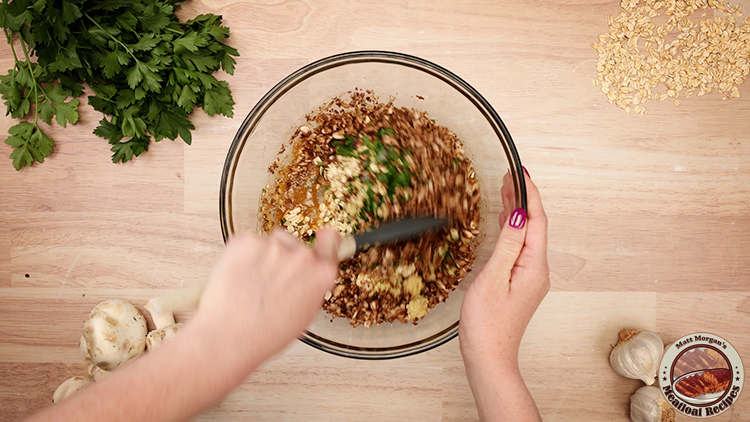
[220,51,527,359]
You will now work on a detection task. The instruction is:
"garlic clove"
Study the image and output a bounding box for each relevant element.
[610,328,664,385]
[630,385,676,422]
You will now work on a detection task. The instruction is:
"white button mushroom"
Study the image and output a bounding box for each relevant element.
[87,363,109,382]
[144,294,190,350]
[52,375,93,403]
[145,322,184,350]
[143,283,206,351]
[80,299,147,371]
[144,296,177,330]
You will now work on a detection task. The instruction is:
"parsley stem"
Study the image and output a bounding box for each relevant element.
[2,29,19,88]
[2,29,19,61]
[3,29,52,122]
[17,35,40,128]
[83,12,140,62]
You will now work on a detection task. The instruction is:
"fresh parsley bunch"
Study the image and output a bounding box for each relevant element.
[0,0,239,170]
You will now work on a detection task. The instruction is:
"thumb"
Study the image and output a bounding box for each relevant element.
[484,208,528,285]
[313,228,341,266]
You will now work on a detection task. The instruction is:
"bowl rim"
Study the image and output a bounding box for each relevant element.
[219,50,527,359]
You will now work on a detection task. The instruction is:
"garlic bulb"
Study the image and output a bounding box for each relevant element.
[609,328,663,385]
[630,386,675,422]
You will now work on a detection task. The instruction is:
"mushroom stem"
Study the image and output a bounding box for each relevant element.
[146,322,185,350]
[144,298,176,330]
[145,281,206,330]
[87,363,109,382]
[53,376,94,403]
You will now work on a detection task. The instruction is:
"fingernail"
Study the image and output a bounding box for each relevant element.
[509,208,527,229]
[522,166,531,178]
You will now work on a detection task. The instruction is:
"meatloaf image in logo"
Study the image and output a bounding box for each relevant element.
[672,347,731,402]
[660,332,743,418]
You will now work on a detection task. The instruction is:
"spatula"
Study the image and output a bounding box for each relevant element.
[337,216,448,260]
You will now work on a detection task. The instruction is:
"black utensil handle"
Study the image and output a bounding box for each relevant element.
[354,216,448,249]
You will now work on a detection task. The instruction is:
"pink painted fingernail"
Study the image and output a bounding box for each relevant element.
[522,166,531,178]
[509,208,526,229]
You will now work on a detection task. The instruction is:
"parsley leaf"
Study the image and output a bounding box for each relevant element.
[173,31,209,54]
[100,50,131,79]
[109,137,151,164]
[55,98,79,127]
[5,121,54,170]
[175,84,198,112]
[125,60,163,92]
[150,104,194,144]
[130,34,160,52]
[61,2,82,25]
[203,81,234,117]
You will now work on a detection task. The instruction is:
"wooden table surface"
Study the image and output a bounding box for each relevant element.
[2,1,750,421]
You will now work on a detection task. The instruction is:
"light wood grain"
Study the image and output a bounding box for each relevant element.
[2,0,750,421]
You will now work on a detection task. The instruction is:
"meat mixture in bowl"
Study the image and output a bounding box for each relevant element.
[259,90,481,327]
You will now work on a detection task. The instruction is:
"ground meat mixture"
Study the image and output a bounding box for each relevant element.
[259,89,481,327]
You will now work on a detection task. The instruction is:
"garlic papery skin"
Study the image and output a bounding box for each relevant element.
[610,328,664,385]
[630,386,675,422]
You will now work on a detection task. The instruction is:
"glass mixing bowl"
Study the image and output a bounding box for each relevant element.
[220,51,526,359]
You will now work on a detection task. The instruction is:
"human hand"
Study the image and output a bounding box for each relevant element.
[460,170,549,366]
[193,228,340,368]
[458,169,548,421]
[22,229,342,422]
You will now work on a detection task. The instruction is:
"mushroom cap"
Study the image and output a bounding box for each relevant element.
[81,299,147,371]
[52,375,93,403]
[146,322,184,351]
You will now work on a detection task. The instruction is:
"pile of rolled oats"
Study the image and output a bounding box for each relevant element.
[259,90,481,327]
[593,0,750,115]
